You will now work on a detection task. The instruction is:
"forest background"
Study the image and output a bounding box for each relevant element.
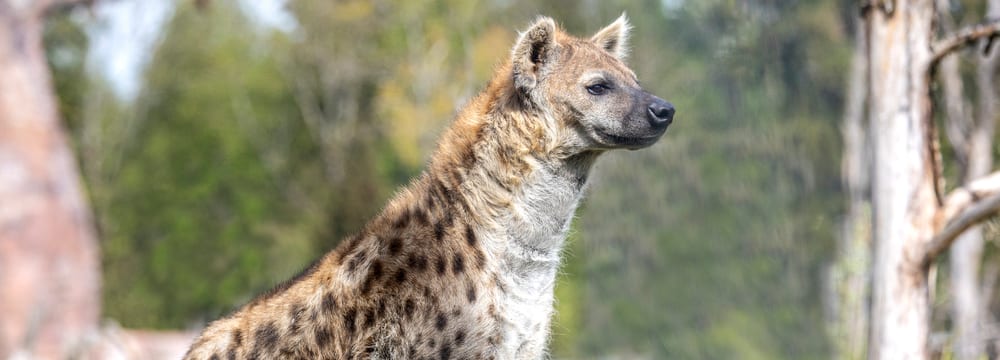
[21,0,999,358]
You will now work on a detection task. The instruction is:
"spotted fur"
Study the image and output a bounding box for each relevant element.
[184,14,673,360]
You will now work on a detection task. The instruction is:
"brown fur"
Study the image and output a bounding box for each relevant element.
[184,15,672,360]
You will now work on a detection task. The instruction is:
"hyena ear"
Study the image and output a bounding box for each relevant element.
[511,16,558,93]
[591,13,631,60]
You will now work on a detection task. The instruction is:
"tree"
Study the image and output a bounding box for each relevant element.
[98,2,326,327]
[0,0,100,358]
[936,0,1000,358]
[865,0,1000,358]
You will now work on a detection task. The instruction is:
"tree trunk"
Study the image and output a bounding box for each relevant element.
[0,1,100,358]
[866,1,938,358]
[829,15,871,360]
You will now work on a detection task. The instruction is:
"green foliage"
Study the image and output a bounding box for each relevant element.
[44,0,851,357]
[97,2,328,326]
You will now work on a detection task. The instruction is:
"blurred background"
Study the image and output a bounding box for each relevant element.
[16,0,848,358]
[8,0,998,358]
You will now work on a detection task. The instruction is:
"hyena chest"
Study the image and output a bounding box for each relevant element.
[367,245,559,360]
[356,273,509,360]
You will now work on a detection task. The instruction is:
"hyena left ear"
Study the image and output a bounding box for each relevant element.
[512,16,558,93]
[591,13,631,60]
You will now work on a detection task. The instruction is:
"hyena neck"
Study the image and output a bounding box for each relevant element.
[487,150,596,357]
[429,98,597,264]
[424,96,601,356]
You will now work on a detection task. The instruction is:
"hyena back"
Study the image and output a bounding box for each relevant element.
[184,14,674,360]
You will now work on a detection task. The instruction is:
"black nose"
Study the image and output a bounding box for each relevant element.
[647,98,675,128]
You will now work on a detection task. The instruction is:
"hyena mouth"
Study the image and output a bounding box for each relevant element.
[595,129,665,148]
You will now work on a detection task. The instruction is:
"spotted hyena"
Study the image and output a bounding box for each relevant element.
[184,14,674,360]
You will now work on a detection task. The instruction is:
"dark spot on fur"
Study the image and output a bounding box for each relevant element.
[393,210,411,229]
[434,221,446,242]
[344,308,357,334]
[364,307,377,328]
[394,269,408,283]
[461,146,477,168]
[465,227,476,247]
[415,209,430,226]
[440,344,452,360]
[466,284,476,303]
[455,330,466,345]
[232,329,243,346]
[371,260,384,277]
[404,299,416,318]
[226,348,236,360]
[436,257,448,275]
[209,354,220,360]
[409,254,428,272]
[253,322,280,353]
[452,254,465,274]
[323,292,337,314]
[315,325,332,349]
[436,313,448,330]
[388,237,403,255]
[409,345,417,356]
[429,339,436,349]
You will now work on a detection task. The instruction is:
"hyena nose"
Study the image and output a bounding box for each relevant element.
[647,98,675,128]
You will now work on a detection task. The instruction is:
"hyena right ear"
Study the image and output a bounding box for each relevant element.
[511,17,558,93]
[591,13,631,61]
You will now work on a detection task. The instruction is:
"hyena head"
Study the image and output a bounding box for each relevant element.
[510,14,674,151]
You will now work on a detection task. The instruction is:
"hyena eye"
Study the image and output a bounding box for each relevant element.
[586,83,611,96]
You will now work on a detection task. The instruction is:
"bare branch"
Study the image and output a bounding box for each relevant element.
[925,171,1000,263]
[931,20,1000,65]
